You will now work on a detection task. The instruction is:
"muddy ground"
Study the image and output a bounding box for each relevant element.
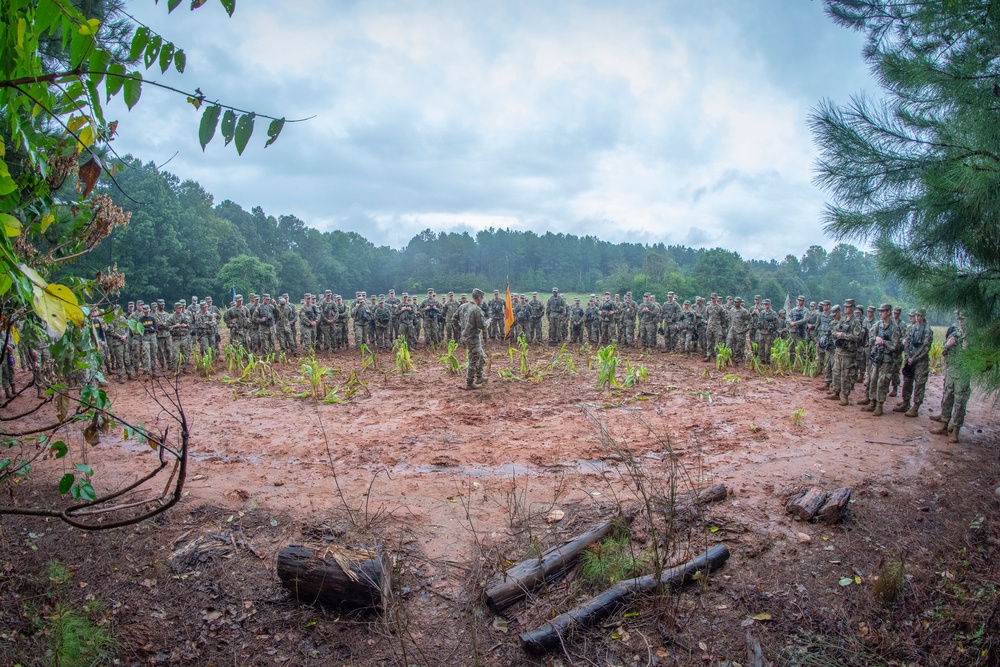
[2,343,998,666]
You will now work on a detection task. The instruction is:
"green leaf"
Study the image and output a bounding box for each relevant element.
[220,109,236,145]
[123,72,142,110]
[199,105,222,150]
[0,459,10,473]
[0,275,12,295]
[71,484,81,500]
[105,63,126,100]
[0,160,17,196]
[173,49,186,73]
[0,213,22,237]
[80,482,97,502]
[265,117,285,147]
[88,49,110,87]
[75,463,93,476]
[159,42,175,74]
[168,0,183,12]
[839,577,853,586]
[220,0,236,17]
[129,26,149,62]
[144,34,162,69]
[234,112,255,155]
[49,441,68,458]
[59,473,75,494]
[70,30,93,69]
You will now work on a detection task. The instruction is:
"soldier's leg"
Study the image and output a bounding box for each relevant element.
[950,376,971,431]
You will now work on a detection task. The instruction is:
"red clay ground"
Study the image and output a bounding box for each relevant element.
[2,344,998,666]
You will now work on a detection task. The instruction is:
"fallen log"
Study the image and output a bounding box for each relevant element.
[277,544,391,611]
[786,486,828,522]
[519,544,731,655]
[653,483,729,518]
[486,516,626,612]
[817,487,851,525]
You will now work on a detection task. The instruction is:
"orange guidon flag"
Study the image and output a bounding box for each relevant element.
[504,283,515,336]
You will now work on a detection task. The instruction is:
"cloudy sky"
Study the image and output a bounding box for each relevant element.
[110,0,876,260]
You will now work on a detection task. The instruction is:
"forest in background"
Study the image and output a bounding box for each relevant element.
[64,156,911,315]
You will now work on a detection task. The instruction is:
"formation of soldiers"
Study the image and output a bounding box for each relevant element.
[1,284,971,443]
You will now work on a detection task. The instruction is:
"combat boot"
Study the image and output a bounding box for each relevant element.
[861,400,876,412]
[929,413,944,422]
[905,404,920,418]
[888,387,897,397]
[822,382,831,392]
[839,395,850,406]
[949,426,961,443]
[929,422,948,435]
[892,402,910,413]
[872,402,884,416]
[826,391,840,400]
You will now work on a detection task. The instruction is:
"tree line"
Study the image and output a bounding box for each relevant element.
[63,156,911,317]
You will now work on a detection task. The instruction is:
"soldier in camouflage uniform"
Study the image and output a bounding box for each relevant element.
[224,295,248,350]
[584,296,599,344]
[442,292,461,343]
[386,289,401,341]
[930,312,970,442]
[316,291,334,351]
[258,294,277,355]
[887,306,905,397]
[677,300,697,356]
[598,292,615,345]
[334,295,349,349]
[245,294,260,353]
[703,294,725,361]
[777,309,790,340]
[805,301,820,345]
[569,297,585,343]
[195,302,217,357]
[638,293,659,351]
[828,299,862,405]
[895,308,933,417]
[726,297,752,364]
[757,299,779,363]
[137,304,158,377]
[749,295,763,347]
[107,307,130,383]
[661,292,680,353]
[373,295,392,348]
[788,296,808,354]
[861,303,902,416]
[398,295,418,346]
[515,294,531,341]
[275,296,298,356]
[545,288,567,346]
[154,299,172,372]
[816,301,835,390]
[487,290,505,340]
[622,293,638,347]
[167,301,194,373]
[298,294,319,354]
[351,294,372,349]
[127,300,142,377]
[528,292,544,343]
[459,288,488,389]
[694,296,708,356]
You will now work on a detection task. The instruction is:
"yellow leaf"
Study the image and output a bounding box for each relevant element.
[752,612,772,621]
[0,213,21,237]
[40,214,55,233]
[10,327,18,345]
[67,115,88,133]
[45,284,85,327]
[77,125,95,151]
[17,264,47,288]
[33,287,67,339]
[78,18,100,35]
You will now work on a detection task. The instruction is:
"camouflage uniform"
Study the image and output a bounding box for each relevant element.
[459,290,488,388]
[298,296,319,354]
[442,294,461,343]
[318,293,337,351]
[678,302,697,356]
[788,298,808,354]
[704,295,726,360]
[224,298,249,350]
[487,293,505,340]
[275,298,298,355]
[351,297,372,349]
[334,297,350,349]
[888,308,905,397]
[166,304,194,373]
[896,312,932,416]
[830,302,862,403]
[398,296,418,346]
[569,299,585,343]
[726,299,752,364]
[622,295,638,347]
[816,304,835,387]
[694,297,708,355]
[195,305,217,357]
[528,294,544,343]
[638,295,659,350]
[373,298,392,348]
[107,311,131,382]
[931,315,970,441]
[138,306,158,375]
[585,298,600,344]
[757,302,779,363]
[863,305,903,415]
[154,301,172,371]
[598,294,615,345]
[545,289,567,345]
[661,295,680,353]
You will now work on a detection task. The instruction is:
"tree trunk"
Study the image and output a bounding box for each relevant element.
[786,486,828,521]
[276,544,390,611]
[817,487,851,525]
[485,515,625,613]
[519,544,730,655]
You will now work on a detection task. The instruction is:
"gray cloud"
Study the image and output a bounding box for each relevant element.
[109,0,875,261]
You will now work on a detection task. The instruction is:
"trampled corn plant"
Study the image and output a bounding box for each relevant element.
[792,408,806,427]
[801,341,820,377]
[392,335,414,374]
[770,338,792,375]
[620,358,648,388]
[194,348,215,377]
[301,353,331,400]
[550,343,576,374]
[595,344,620,389]
[439,340,462,375]
[748,342,768,376]
[239,353,278,387]
[360,343,377,371]
[714,343,733,371]
[224,343,247,376]
[509,334,530,377]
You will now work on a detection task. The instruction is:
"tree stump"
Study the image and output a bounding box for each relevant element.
[277,544,391,611]
[817,487,851,525]
[519,544,731,655]
[786,486,828,521]
[485,515,626,612]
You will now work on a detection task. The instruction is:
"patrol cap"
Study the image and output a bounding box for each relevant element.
[157,298,165,304]
[574,297,580,302]
[809,301,816,306]
[734,297,743,304]
[916,308,926,317]
[667,291,675,296]
[532,291,538,296]
[893,306,902,313]
[325,289,332,294]
[779,309,786,315]
[696,296,705,303]
[710,292,718,298]
[605,292,611,296]
[879,303,891,311]
[908,309,916,316]
[472,288,485,297]
[142,303,150,310]
[262,293,270,299]
[955,309,965,319]
[448,291,454,296]
[389,288,395,293]
[831,304,841,313]
[461,293,467,297]
[683,299,691,306]
[278,297,286,304]
[378,295,385,302]
[763,298,771,305]
[754,295,761,300]
[867,305,875,312]
[822,300,831,306]
[206,296,213,301]
[843,298,855,307]
[494,290,500,294]
[552,287,559,292]
[590,294,597,298]
[174,301,185,308]
[127,301,134,306]
[427,288,434,293]
[797,295,805,301]
[626,291,632,296]
[235,294,243,300]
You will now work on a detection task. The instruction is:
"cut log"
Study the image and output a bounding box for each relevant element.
[519,544,730,655]
[485,516,626,612]
[817,487,852,525]
[786,486,828,522]
[653,484,729,519]
[277,544,390,611]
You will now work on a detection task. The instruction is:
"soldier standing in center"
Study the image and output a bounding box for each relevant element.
[757,299,779,363]
[545,288,566,346]
[154,299,172,372]
[374,295,392,348]
[352,294,372,349]
[638,293,659,351]
[895,308,933,417]
[622,293,638,347]
[167,301,193,373]
[829,299,862,405]
[704,293,725,361]
[598,292,615,345]
[458,288,488,389]
[335,294,350,349]
[488,290,505,341]
[726,297,752,364]
[386,289,401,341]
[569,297,585,343]
[298,294,319,354]
[789,295,808,354]
[224,294,248,350]
[661,292,680,353]
[442,292,460,343]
